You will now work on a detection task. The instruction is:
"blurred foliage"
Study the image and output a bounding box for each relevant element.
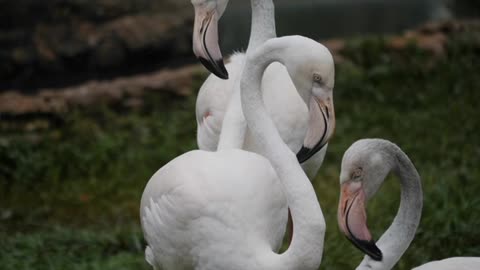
[316,32,480,268]
[1,30,480,269]
[0,92,198,230]
[0,227,146,270]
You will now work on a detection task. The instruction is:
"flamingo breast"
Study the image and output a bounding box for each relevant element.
[140,149,288,270]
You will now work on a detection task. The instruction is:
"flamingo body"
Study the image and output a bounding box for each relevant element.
[141,149,287,270]
[196,54,244,151]
[412,257,480,270]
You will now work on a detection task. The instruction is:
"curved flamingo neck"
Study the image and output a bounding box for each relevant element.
[217,83,247,150]
[247,0,276,53]
[357,144,423,270]
[240,40,325,270]
[217,0,276,150]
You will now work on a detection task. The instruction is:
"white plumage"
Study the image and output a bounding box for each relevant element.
[195,0,331,179]
[140,35,334,270]
[141,150,287,270]
[412,257,480,270]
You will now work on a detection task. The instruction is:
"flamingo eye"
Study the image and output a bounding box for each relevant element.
[351,167,363,181]
[313,73,323,83]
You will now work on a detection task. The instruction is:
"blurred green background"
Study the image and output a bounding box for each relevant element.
[1,0,479,269]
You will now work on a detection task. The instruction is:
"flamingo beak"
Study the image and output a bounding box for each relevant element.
[193,5,229,79]
[296,92,335,163]
[338,181,383,261]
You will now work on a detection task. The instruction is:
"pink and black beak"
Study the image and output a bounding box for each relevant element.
[192,5,229,79]
[338,181,383,261]
[297,91,335,163]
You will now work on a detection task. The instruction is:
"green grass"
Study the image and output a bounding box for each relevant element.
[1,31,479,269]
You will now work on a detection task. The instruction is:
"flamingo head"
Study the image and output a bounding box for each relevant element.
[279,38,336,163]
[337,139,398,261]
[191,0,229,79]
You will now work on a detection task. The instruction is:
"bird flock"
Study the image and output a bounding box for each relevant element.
[139,1,479,269]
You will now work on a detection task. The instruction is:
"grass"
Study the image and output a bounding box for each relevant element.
[1,31,479,269]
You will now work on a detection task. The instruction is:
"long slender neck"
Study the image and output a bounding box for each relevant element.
[217,81,246,150]
[217,0,276,150]
[247,0,276,53]
[241,45,325,270]
[357,146,423,270]
[217,0,277,150]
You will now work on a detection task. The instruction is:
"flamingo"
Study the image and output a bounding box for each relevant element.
[192,0,334,178]
[140,35,335,270]
[412,257,480,270]
[337,138,480,270]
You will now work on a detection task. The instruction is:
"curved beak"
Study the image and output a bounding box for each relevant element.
[193,5,229,79]
[296,89,336,163]
[338,181,383,261]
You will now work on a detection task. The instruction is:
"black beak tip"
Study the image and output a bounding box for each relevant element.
[347,236,383,261]
[296,146,311,164]
[296,141,328,164]
[362,240,383,261]
[198,57,229,80]
[215,59,229,79]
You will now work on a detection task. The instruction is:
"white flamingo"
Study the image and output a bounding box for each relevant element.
[192,0,334,178]
[140,35,335,270]
[337,139,480,270]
